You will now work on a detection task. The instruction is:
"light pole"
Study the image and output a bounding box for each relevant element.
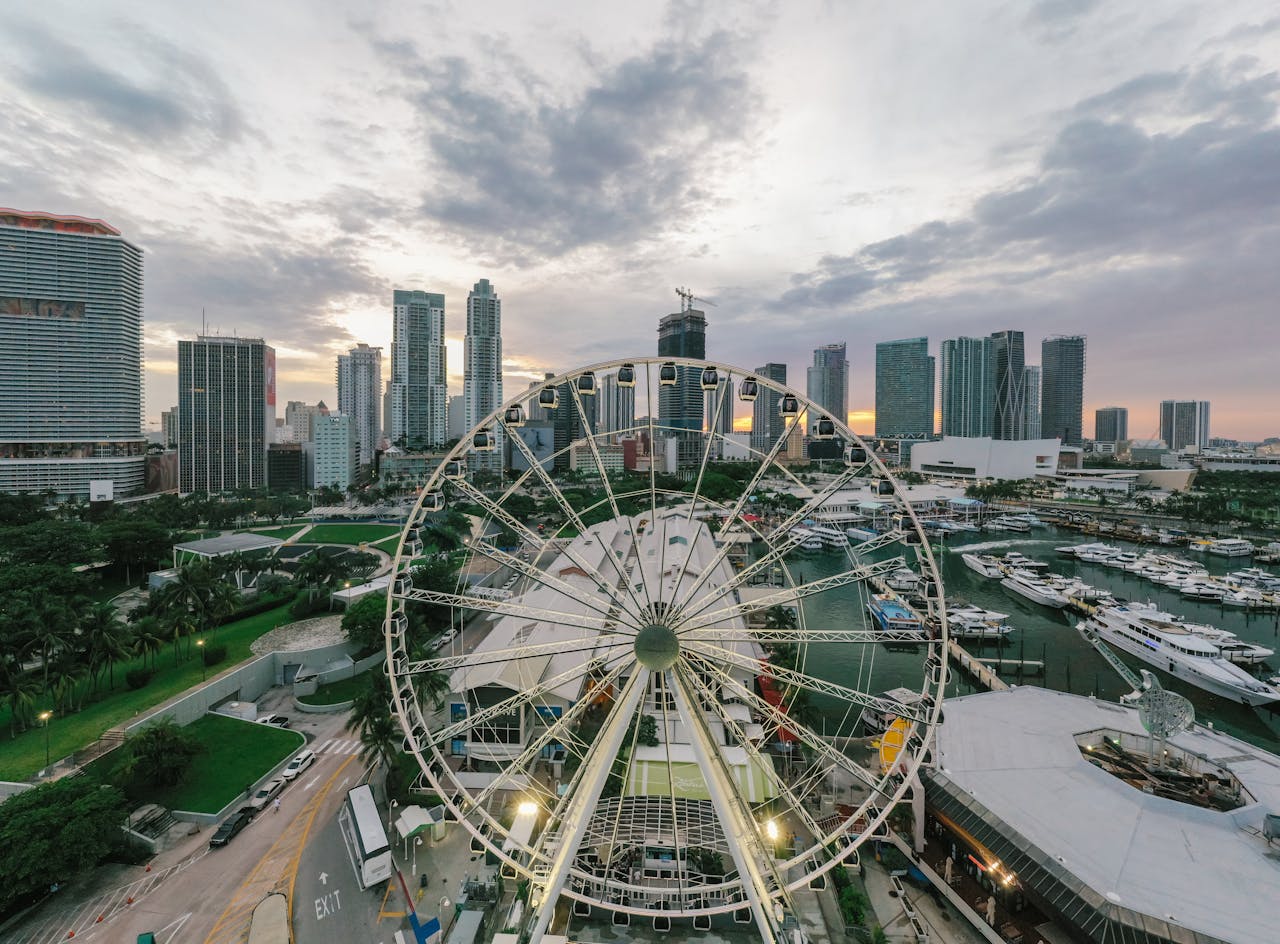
[439,896,453,937]
[38,711,52,768]
[413,836,422,874]
[389,798,399,834]
[197,639,206,681]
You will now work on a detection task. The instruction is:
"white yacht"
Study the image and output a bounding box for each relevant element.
[1102,551,1140,570]
[1006,513,1046,528]
[999,551,1049,572]
[1226,568,1280,590]
[885,567,921,593]
[1000,569,1069,608]
[1080,605,1280,706]
[1180,580,1227,602]
[987,515,1031,532]
[790,527,825,552]
[807,525,849,549]
[1206,538,1254,558]
[961,553,1004,579]
[946,604,1015,640]
[1077,545,1123,564]
[1121,602,1274,664]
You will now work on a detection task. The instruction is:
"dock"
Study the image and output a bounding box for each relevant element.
[976,656,1045,677]
[946,638,1009,691]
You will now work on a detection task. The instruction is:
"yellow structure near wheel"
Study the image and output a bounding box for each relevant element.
[879,717,910,774]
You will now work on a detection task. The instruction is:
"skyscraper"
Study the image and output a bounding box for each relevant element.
[657,307,707,442]
[0,209,146,498]
[336,343,382,468]
[1159,400,1211,452]
[1095,407,1128,445]
[552,374,596,471]
[447,394,467,441]
[940,336,994,438]
[1017,366,1042,440]
[284,400,329,443]
[1040,335,1086,446]
[599,372,636,435]
[464,279,503,471]
[390,290,447,450]
[875,338,935,439]
[311,413,356,489]
[806,343,848,424]
[751,363,788,454]
[161,408,179,449]
[706,377,733,440]
[178,336,275,493]
[990,330,1025,441]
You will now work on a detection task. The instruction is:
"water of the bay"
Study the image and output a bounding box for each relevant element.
[785,527,1280,751]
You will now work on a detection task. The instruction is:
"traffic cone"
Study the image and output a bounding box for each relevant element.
[145,864,151,872]
[96,915,104,923]
[67,933,74,939]
[127,897,134,905]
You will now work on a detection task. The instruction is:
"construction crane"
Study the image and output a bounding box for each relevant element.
[675,287,718,312]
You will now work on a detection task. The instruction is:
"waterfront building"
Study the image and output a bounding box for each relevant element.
[989,329,1024,440]
[657,307,706,462]
[311,412,356,490]
[875,337,934,439]
[390,290,447,450]
[940,336,994,438]
[178,335,275,494]
[1159,400,1211,453]
[1094,406,1128,445]
[929,686,1280,944]
[910,436,1060,480]
[0,209,146,498]
[336,343,382,468]
[750,362,788,455]
[806,342,848,425]
[1017,366,1041,440]
[1040,335,1086,446]
[464,279,503,471]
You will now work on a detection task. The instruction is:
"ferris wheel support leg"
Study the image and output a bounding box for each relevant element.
[670,666,785,944]
[527,668,650,944]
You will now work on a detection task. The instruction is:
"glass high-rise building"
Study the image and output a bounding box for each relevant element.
[751,363,787,454]
[1095,406,1128,444]
[940,336,994,438]
[0,209,146,498]
[1159,400,1210,452]
[806,342,848,425]
[178,336,275,493]
[1017,366,1042,440]
[600,372,636,435]
[336,343,382,468]
[464,279,503,471]
[658,308,707,463]
[1040,335,1086,445]
[875,337,934,439]
[390,290,447,450]
[990,329,1025,441]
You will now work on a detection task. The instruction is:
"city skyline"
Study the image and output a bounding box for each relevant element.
[2,3,1277,440]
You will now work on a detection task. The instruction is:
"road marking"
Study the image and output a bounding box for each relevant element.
[314,888,342,919]
[339,775,351,790]
[319,871,329,886]
[157,911,193,942]
[303,774,321,790]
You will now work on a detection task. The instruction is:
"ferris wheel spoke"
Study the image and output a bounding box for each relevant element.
[404,636,629,676]
[464,539,625,626]
[676,558,906,632]
[528,668,650,940]
[669,662,789,938]
[683,627,937,646]
[679,666,829,860]
[684,639,933,727]
[397,586,617,633]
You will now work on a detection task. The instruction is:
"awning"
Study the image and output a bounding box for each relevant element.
[394,804,437,840]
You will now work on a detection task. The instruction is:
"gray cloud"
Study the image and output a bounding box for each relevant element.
[381,27,760,261]
[3,21,246,151]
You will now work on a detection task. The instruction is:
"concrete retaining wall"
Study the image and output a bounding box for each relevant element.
[293,697,355,714]
[171,720,306,827]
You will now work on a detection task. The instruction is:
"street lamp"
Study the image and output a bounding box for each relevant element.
[38,711,52,768]
[197,639,206,681]
[439,896,453,936]
[413,836,423,873]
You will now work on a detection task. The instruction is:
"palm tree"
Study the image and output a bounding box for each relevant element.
[413,669,451,712]
[347,671,398,771]
[81,603,128,694]
[26,604,72,695]
[132,616,165,670]
[50,651,89,714]
[762,605,797,631]
[0,663,38,738]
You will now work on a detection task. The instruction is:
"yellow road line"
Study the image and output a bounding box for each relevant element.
[203,754,357,944]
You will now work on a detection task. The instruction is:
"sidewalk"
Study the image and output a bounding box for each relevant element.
[862,850,993,944]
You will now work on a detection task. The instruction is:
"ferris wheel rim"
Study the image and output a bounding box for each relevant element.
[383,356,949,928]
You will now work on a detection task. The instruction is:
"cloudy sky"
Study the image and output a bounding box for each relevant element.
[3,0,1278,439]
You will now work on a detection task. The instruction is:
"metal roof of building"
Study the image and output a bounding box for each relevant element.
[931,686,1280,944]
[173,532,284,557]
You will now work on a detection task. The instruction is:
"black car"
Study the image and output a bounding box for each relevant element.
[208,809,252,848]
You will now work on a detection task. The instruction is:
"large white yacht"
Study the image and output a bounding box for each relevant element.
[1080,605,1280,706]
[1000,569,1069,608]
[1206,538,1254,558]
[946,604,1015,640]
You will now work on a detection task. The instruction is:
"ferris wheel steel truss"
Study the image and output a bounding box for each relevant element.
[383,356,949,942]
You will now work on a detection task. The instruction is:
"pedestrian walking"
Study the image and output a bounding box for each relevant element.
[273,797,281,814]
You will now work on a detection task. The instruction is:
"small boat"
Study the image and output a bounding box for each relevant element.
[1206,538,1254,558]
[1180,581,1226,601]
[885,568,920,593]
[946,604,1015,640]
[1102,551,1139,570]
[950,521,981,533]
[866,594,925,634]
[1000,569,1069,608]
[999,552,1048,572]
[962,553,1004,579]
[858,687,926,736]
[987,515,1031,532]
[1006,513,1046,528]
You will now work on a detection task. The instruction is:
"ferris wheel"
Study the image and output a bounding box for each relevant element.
[383,357,947,942]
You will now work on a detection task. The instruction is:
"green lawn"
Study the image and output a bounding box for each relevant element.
[370,534,403,552]
[302,523,401,546]
[0,604,292,782]
[90,713,304,814]
[295,670,373,706]
[247,523,308,541]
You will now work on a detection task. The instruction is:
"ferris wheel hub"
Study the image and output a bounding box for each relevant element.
[634,622,680,671]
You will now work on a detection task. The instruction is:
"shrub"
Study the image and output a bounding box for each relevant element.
[839,884,869,926]
[126,667,154,690]
[202,643,227,667]
[290,592,328,620]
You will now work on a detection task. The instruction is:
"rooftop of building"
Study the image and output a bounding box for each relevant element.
[931,686,1280,944]
[173,532,284,558]
[0,208,121,236]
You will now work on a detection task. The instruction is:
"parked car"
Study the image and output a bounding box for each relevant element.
[281,749,316,781]
[248,780,283,811]
[257,714,290,728]
[209,809,252,847]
